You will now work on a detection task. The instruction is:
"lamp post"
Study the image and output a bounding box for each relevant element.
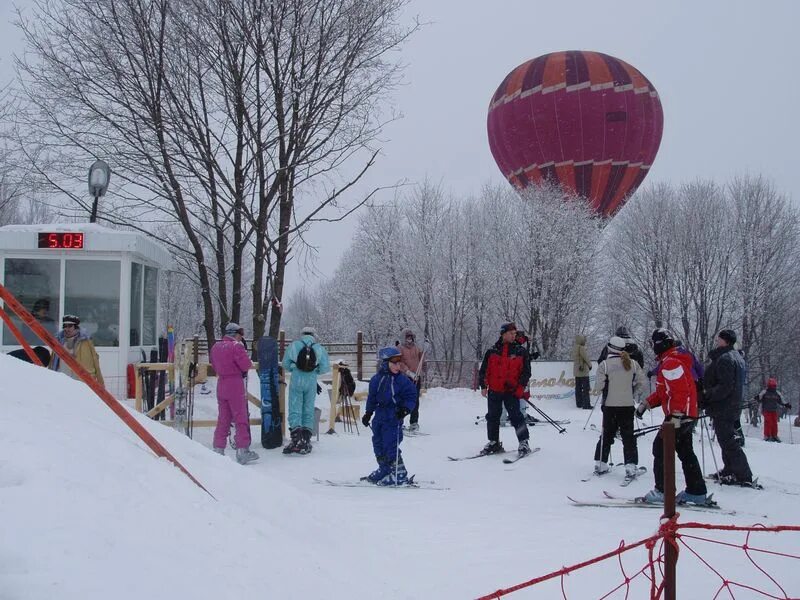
[88,160,111,223]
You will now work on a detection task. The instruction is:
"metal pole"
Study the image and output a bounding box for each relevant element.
[662,421,677,600]
[90,193,99,223]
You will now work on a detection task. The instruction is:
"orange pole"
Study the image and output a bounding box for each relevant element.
[0,283,214,498]
[0,306,44,365]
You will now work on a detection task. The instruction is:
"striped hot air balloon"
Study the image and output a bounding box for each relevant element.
[487,51,664,218]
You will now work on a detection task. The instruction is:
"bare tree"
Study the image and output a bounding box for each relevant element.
[15,0,415,345]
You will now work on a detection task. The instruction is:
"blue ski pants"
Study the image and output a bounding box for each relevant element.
[287,372,317,430]
[371,414,403,465]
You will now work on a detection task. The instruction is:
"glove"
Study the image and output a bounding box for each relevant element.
[635,402,648,419]
[667,413,685,426]
[514,385,526,399]
[316,383,322,394]
[531,351,540,360]
[396,406,409,420]
[407,370,417,380]
[361,411,373,428]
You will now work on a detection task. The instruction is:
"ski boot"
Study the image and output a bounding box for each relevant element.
[407,423,420,433]
[283,428,301,454]
[480,440,504,455]
[624,464,639,478]
[361,457,389,483]
[639,489,665,504]
[212,447,225,456]
[676,490,707,505]
[517,439,531,457]
[594,460,611,475]
[235,447,259,465]
[296,428,313,455]
[525,414,541,426]
[376,458,408,486]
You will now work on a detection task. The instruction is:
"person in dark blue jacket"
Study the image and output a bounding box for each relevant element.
[360,347,418,486]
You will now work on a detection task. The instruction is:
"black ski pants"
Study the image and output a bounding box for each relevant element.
[486,391,529,443]
[409,377,421,425]
[594,406,638,465]
[712,416,753,482]
[575,376,591,409]
[652,421,707,495]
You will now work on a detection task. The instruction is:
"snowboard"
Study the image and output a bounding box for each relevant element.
[259,336,283,449]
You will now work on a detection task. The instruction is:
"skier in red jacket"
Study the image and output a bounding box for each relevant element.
[636,329,707,505]
[477,322,531,457]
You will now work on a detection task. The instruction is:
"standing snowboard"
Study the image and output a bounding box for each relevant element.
[259,336,283,449]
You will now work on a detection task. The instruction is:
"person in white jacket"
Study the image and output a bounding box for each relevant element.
[592,336,645,477]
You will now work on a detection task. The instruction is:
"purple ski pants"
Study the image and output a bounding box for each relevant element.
[213,389,251,450]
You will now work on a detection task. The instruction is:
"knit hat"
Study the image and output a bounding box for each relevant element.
[301,326,316,337]
[607,336,627,352]
[718,329,737,346]
[500,322,517,334]
[224,322,244,335]
[651,328,675,356]
[614,326,631,339]
[62,314,80,328]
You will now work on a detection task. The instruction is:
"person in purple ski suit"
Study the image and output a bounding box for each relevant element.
[210,323,259,464]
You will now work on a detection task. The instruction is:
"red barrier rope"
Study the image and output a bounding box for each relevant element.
[476,520,800,600]
[0,283,214,498]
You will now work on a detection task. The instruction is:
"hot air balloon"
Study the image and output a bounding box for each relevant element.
[487,51,663,218]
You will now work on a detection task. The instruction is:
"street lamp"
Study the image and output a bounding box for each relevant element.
[87,160,111,223]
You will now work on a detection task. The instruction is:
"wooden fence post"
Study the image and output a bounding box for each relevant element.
[328,363,341,434]
[356,330,363,381]
[279,330,286,361]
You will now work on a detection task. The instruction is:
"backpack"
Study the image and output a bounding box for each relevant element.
[296,341,317,372]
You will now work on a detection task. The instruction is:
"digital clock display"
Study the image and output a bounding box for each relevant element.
[37,232,85,249]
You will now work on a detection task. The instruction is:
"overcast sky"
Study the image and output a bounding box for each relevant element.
[2,0,799,298]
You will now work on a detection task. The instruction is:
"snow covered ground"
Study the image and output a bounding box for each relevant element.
[2,354,799,599]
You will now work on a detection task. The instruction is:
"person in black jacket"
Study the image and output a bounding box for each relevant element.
[703,329,753,485]
[478,322,532,457]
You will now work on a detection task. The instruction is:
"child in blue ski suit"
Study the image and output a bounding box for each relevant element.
[361,347,418,485]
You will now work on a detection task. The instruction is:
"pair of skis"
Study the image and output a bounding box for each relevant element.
[313,476,448,490]
[581,465,647,486]
[568,490,735,515]
[447,447,541,464]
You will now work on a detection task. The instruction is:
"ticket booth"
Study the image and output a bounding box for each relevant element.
[0,223,173,399]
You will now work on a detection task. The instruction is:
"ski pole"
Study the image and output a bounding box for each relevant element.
[632,424,661,439]
[702,417,721,480]
[582,394,599,430]
[522,397,566,434]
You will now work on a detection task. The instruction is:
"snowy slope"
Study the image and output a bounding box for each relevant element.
[2,354,799,599]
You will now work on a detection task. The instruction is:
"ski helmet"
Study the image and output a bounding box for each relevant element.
[378,346,402,362]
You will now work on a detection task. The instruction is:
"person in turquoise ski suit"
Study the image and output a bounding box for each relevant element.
[282,326,330,452]
[361,347,418,485]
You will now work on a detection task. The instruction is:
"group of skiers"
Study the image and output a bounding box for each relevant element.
[581,325,791,505]
[208,322,425,484]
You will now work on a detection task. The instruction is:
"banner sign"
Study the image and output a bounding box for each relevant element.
[529,361,602,401]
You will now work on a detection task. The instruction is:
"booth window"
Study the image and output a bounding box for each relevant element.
[143,266,157,345]
[130,263,142,345]
[64,260,121,347]
[2,258,61,345]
